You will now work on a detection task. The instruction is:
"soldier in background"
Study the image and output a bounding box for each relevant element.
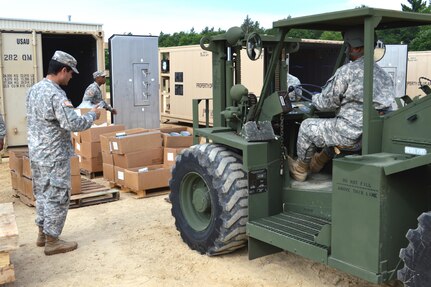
[26,50,101,256]
[0,114,5,151]
[77,70,117,115]
[288,27,395,182]
[287,73,302,102]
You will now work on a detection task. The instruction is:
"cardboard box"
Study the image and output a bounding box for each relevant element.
[21,176,35,201]
[102,151,114,165]
[8,150,28,176]
[112,147,163,169]
[79,124,125,143]
[71,131,81,144]
[162,134,193,148]
[78,155,103,172]
[114,166,126,186]
[124,164,171,191]
[162,127,193,148]
[74,108,107,125]
[10,171,19,190]
[70,156,80,176]
[110,131,162,154]
[100,128,149,153]
[71,175,81,195]
[159,126,191,134]
[163,147,186,166]
[75,141,102,158]
[103,163,115,182]
[22,156,32,179]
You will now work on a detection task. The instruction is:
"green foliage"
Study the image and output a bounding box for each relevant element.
[379,0,431,48]
[320,31,343,41]
[287,29,321,39]
[105,48,110,70]
[241,15,266,34]
[410,26,431,50]
[154,7,431,49]
[159,27,226,47]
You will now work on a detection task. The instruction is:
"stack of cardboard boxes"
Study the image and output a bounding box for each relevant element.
[9,150,29,200]
[101,125,193,194]
[161,126,194,167]
[9,150,81,205]
[72,125,125,173]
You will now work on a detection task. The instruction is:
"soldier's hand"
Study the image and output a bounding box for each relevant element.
[94,109,101,120]
[0,138,4,151]
[91,104,101,120]
[111,108,118,115]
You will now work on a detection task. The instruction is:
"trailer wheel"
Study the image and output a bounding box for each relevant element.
[397,212,431,287]
[169,143,248,255]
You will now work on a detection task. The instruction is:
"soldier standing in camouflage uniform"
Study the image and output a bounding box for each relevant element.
[288,27,395,182]
[26,51,101,255]
[0,114,5,151]
[78,71,117,115]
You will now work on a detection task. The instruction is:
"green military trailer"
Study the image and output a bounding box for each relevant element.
[169,8,431,286]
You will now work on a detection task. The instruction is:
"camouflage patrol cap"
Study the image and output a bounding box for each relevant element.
[342,27,364,48]
[51,50,79,74]
[93,71,106,79]
[343,27,377,48]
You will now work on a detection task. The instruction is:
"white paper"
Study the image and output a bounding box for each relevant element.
[117,171,124,180]
[112,142,119,150]
[167,152,174,161]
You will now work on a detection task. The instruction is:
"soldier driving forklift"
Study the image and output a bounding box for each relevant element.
[169,7,431,287]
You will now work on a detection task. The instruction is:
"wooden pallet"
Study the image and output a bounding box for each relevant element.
[16,178,119,209]
[0,252,15,285]
[80,169,103,179]
[69,178,119,208]
[109,182,170,199]
[16,192,35,207]
[0,203,18,285]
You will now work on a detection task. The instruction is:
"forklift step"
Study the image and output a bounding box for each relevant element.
[247,211,331,263]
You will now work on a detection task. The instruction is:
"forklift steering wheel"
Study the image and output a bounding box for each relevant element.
[288,84,322,102]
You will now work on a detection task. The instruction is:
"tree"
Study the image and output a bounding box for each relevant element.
[378,0,431,49]
[241,15,265,34]
[401,0,430,12]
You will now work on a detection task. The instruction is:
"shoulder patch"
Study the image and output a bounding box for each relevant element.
[63,100,74,108]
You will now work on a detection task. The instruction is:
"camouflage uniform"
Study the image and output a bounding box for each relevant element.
[288,73,302,101]
[82,82,104,105]
[79,82,113,111]
[296,56,395,161]
[26,78,96,238]
[0,114,5,137]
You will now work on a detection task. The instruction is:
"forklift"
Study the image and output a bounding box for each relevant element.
[169,8,431,286]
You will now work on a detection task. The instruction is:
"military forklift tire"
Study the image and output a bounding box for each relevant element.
[169,143,248,256]
[397,212,431,287]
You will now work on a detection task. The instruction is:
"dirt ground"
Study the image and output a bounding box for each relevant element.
[0,158,385,287]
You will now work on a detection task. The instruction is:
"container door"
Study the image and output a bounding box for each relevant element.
[0,32,42,147]
[109,35,159,129]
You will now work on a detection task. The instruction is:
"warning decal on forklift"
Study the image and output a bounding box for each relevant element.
[248,169,267,194]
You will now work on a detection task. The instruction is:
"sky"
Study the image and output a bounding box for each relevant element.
[0,0,411,40]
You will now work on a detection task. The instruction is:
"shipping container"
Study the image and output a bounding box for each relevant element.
[406,51,431,98]
[159,45,262,125]
[0,17,105,147]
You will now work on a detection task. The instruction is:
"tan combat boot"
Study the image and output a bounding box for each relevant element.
[36,226,46,247]
[288,156,309,182]
[310,150,331,173]
[44,235,78,256]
